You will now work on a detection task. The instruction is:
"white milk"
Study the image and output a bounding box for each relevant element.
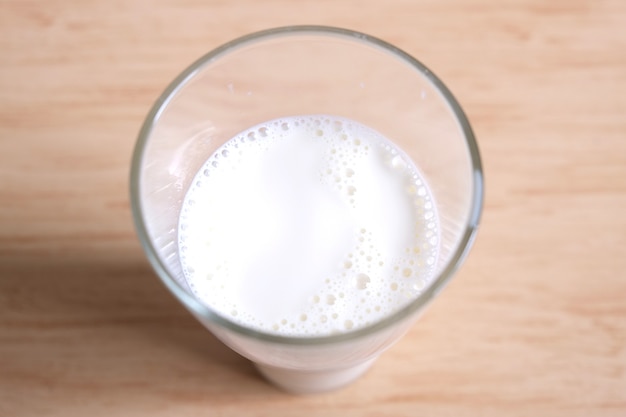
[178,115,440,337]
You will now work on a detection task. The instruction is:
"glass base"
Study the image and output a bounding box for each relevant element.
[255,357,377,394]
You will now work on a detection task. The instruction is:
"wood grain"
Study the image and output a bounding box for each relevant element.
[1,0,625,416]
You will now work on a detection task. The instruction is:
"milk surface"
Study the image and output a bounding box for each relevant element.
[178,115,439,336]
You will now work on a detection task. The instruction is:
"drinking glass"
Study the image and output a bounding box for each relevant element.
[130,26,483,394]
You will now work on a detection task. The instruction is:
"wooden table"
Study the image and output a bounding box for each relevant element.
[1,1,625,416]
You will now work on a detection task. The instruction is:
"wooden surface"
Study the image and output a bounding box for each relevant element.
[1,0,625,416]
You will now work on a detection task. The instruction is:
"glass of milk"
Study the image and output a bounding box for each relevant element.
[130,26,483,394]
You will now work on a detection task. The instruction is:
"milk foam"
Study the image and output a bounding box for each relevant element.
[178,115,440,336]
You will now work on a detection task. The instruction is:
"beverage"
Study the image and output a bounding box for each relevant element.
[178,114,440,337]
[134,27,482,393]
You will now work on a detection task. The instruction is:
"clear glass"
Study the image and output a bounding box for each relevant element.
[130,26,483,394]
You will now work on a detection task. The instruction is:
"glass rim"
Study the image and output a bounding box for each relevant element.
[130,25,484,346]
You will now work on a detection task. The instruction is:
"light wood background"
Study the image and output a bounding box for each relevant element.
[1,1,625,416]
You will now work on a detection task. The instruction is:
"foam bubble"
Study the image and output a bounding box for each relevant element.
[356,273,370,290]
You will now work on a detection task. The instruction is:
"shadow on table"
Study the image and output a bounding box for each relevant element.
[1,254,286,404]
